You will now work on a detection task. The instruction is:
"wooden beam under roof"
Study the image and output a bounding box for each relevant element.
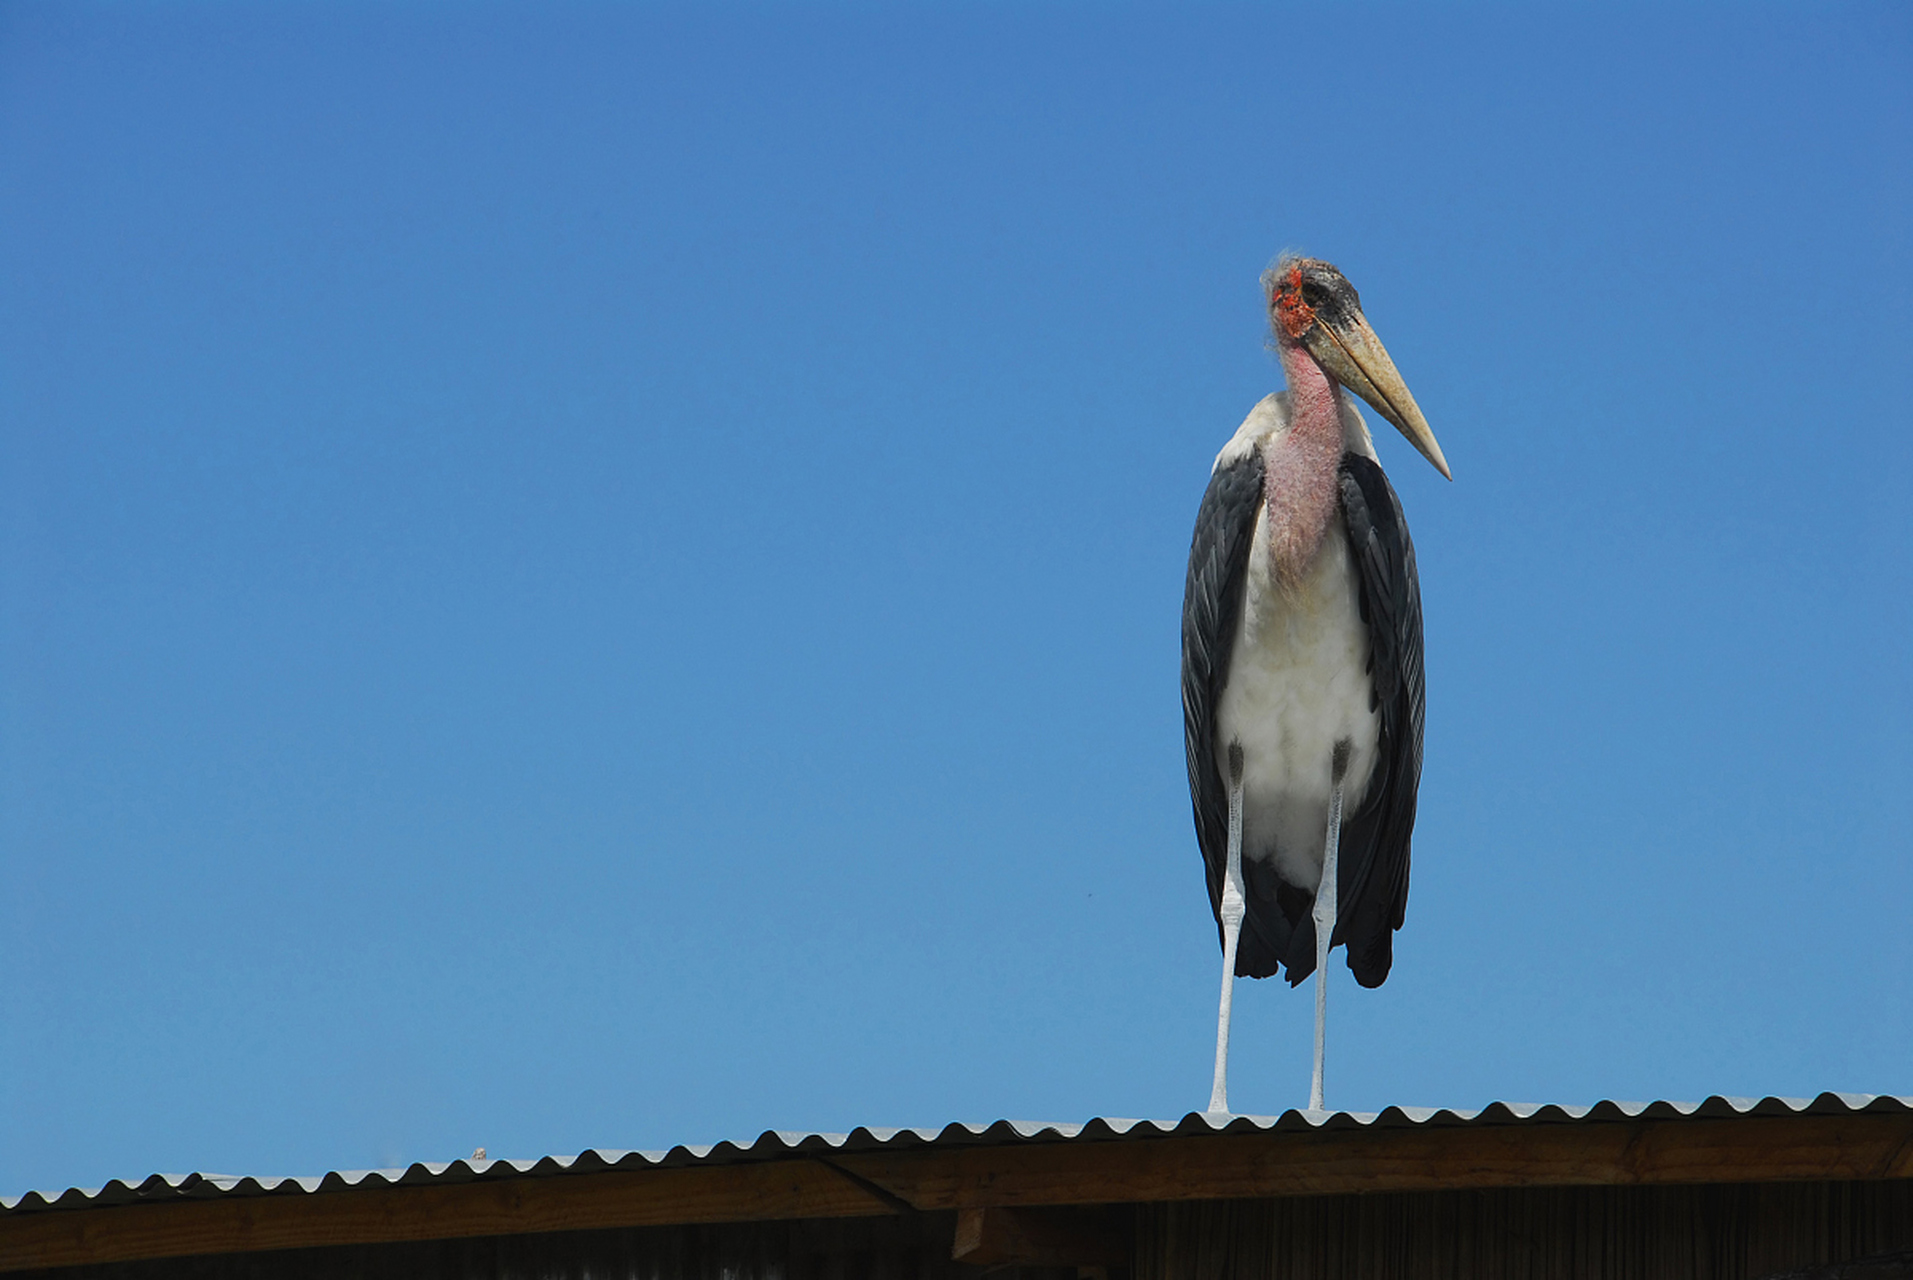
[831,1110,1913,1210]
[4,1110,1912,1272]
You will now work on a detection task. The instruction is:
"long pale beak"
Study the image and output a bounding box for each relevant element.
[1304,313,1451,480]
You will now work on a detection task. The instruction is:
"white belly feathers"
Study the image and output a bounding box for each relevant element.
[1215,503,1380,893]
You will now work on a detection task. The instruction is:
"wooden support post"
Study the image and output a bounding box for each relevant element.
[951,1204,1130,1269]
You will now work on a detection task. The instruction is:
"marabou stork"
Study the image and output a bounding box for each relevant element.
[1181,257,1449,1114]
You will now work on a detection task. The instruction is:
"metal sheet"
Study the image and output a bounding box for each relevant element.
[7,1092,1910,1213]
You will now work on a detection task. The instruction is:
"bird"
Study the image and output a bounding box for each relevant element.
[1181,256,1449,1114]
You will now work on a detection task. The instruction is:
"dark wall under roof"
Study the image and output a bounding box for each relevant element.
[11,1179,1913,1280]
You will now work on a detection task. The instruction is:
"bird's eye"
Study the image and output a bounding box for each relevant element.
[1300,282,1327,307]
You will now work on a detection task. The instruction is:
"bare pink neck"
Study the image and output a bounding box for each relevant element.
[1264,339,1345,589]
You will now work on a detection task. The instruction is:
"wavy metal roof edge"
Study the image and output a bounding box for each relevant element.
[8,1092,1909,1214]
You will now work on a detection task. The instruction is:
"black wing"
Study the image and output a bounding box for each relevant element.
[1180,449,1293,979]
[1329,452,1426,989]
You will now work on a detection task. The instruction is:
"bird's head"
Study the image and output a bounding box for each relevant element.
[1264,256,1451,480]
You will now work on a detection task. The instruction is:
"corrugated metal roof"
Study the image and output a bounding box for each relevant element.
[8,1092,1909,1215]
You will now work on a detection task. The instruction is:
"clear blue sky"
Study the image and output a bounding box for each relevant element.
[2,2,1909,1198]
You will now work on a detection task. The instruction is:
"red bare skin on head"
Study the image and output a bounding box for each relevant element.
[1270,263,1316,342]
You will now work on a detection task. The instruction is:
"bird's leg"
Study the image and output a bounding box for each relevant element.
[1309,740,1351,1113]
[1208,743,1246,1114]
